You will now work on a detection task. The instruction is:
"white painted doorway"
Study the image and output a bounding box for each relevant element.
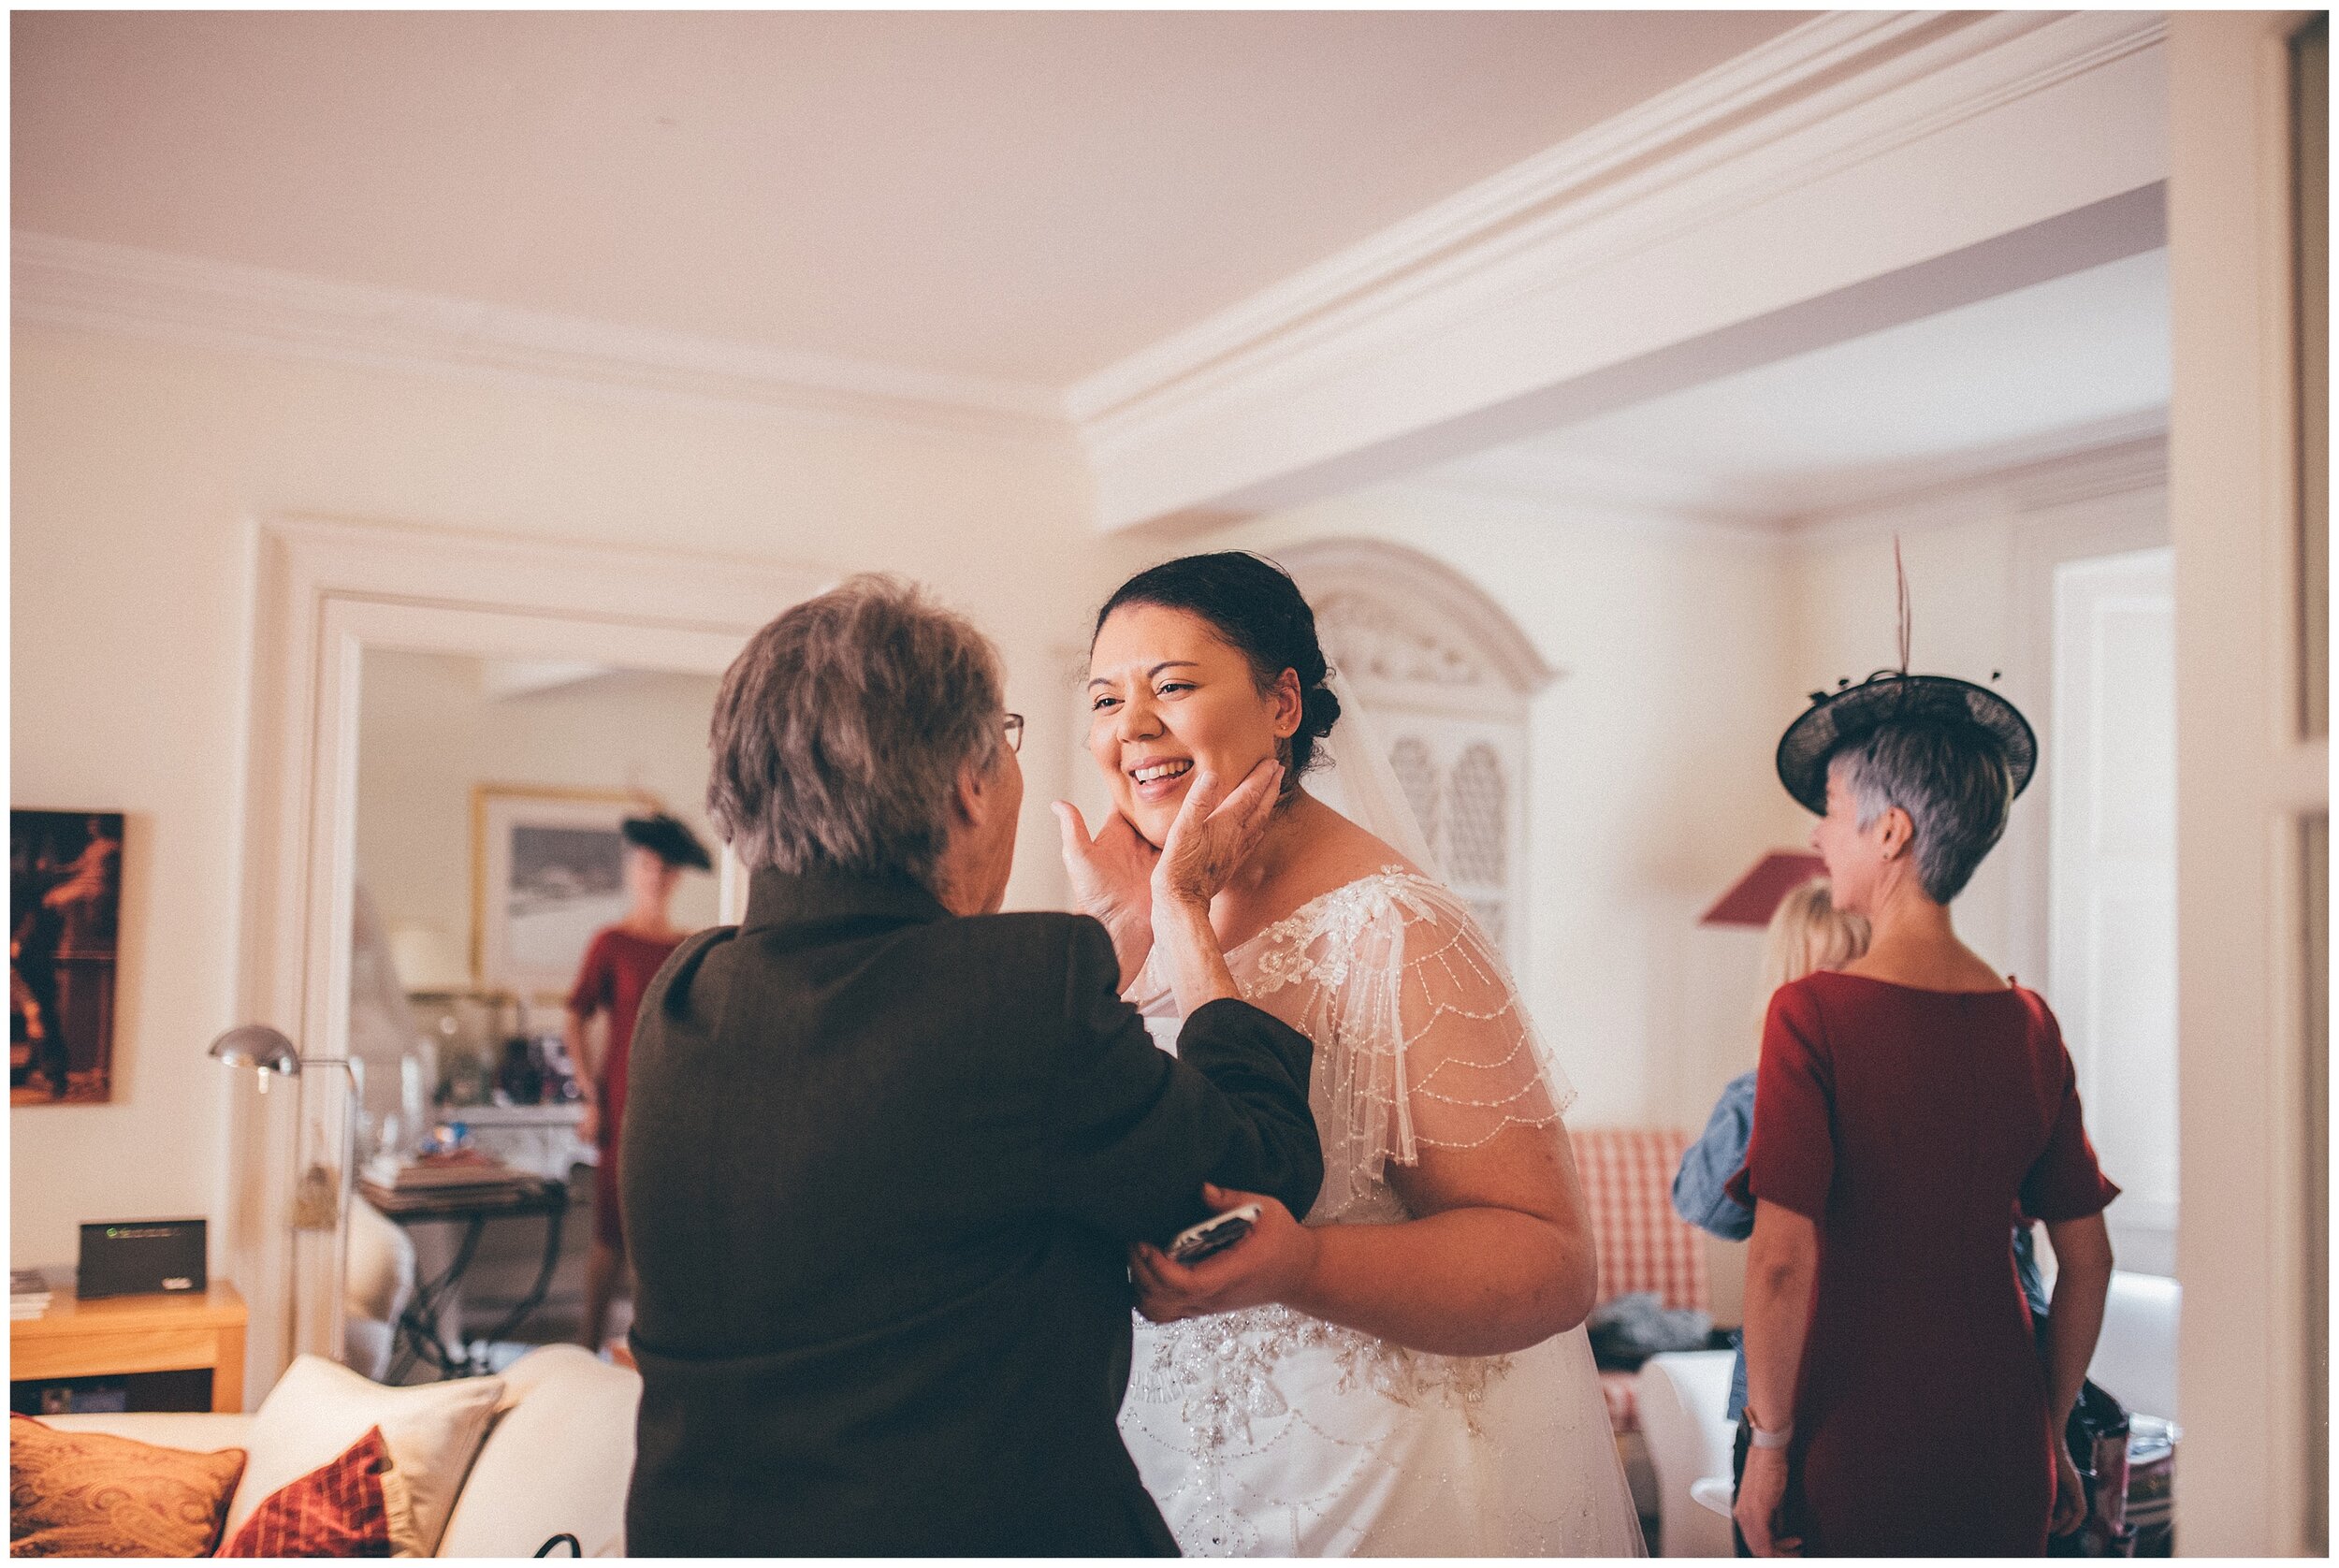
[2046,545,2176,1277]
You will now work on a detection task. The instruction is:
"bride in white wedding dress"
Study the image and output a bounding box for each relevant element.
[1057,553,1645,1557]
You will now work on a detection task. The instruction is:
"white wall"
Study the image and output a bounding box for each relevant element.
[9,320,1114,1270]
[354,654,726,984]
[1143,450,2169,1147]
[1785,457,2174,1275]
[1167,482,1802,1130]
[4,310,2183,1308]
[1788,506,2030,970]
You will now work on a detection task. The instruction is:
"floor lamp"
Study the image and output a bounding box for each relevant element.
[209,1025,359,1358]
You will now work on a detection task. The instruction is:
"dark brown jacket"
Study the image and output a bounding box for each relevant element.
[620,869,1321,1557]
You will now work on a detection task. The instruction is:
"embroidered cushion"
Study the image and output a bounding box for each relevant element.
[219,1425,403,1558]
[7,1412,246,1557]
[217,1354,501,1556]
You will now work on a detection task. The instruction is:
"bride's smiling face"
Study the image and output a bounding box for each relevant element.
[1087,603,1301,848]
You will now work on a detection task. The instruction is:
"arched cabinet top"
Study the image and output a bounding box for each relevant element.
[1277,539,1558,718]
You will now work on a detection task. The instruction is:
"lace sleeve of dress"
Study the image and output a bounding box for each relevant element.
[1323,876,1576,1184]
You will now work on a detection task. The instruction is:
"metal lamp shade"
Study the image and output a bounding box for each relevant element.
[207,1024,301,1088]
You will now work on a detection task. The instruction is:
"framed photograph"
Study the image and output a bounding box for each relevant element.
[11,810,124,1106]
[472,785,659,998]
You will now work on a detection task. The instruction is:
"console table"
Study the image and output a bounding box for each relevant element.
[362,1177,568,1381]
[10,1281,248,1413]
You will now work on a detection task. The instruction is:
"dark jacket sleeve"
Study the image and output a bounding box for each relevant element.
[1044,918,1322,1245]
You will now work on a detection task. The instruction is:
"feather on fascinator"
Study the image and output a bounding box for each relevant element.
[1774,538,2037,817]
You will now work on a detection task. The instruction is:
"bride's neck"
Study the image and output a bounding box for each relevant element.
[1217,789,1323,905]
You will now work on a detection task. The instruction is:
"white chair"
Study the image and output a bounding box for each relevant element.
[2087,1269,2179,1421]
[342,1194,418,1382]
[1634,1349,1737,1556]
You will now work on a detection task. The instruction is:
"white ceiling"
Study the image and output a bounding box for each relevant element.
[1431,248,2172,524]
[14,11,2171,524]
[12,9,1797,388]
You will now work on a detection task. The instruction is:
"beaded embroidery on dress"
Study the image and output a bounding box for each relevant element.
[1120,870,1647,1556]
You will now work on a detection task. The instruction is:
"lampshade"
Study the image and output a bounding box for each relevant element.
[1699,851,1827,927]
[207,1024,301,1077]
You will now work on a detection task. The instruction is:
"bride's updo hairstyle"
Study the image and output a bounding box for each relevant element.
[1093,552,1341,791]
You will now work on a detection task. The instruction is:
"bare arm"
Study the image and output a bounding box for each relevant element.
[1740,1199,1819,1428]
[565,1005,600,1138]
[2041,1212,2114,1432]
[1294,1120,1596,1355]
[1131,1117,1598,1358]
[1151,896,1241,1012]
[1736,1199,1820,1556]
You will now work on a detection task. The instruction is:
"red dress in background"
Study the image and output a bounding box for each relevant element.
[569,927,684,1251]
[1725,971,2118,1556]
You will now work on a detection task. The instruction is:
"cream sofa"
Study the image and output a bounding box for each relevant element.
[40,1344,640,1557]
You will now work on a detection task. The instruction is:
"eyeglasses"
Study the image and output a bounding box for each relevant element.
[1003,713,1024,753]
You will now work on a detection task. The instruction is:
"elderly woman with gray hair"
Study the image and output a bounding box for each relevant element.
[1729,674,2119,1557]
[619,575,1324,1558]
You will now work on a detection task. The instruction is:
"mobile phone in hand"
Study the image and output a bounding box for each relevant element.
[1167,1202,1264,1265]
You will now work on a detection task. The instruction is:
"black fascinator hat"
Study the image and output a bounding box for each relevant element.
[1776,671,2036,816]
[1774,541,2037,816]
[621,812,713,871]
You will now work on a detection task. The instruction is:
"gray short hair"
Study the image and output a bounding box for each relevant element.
[1830,721,2014,904]
[707,574,1005,885]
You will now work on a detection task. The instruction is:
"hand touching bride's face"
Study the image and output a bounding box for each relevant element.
[1087,603,1302,849]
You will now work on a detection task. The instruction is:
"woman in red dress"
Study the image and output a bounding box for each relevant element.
[567,812,711,1353]
[1731,675,2118,1556]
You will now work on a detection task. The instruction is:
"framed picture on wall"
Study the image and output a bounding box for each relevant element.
[10,810,123,1106]
[472,785,660,999]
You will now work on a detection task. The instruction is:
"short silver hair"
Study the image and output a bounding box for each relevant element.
[707,574,1005,886]
[1830,721,2014,904]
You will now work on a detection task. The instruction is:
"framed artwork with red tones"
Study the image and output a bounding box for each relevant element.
[11,811,123,1106]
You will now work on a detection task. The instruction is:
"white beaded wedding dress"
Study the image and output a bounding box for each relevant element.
[1119,867,1647,1556]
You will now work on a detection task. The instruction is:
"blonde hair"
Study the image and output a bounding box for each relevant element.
[1758,878,1870,1011]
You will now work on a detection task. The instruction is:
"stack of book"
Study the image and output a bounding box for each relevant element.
[359,1149,531,1210]
[11,1269,53,1320]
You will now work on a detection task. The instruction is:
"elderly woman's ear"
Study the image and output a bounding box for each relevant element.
[951,752,1007,826]
[1876,806,1915,859]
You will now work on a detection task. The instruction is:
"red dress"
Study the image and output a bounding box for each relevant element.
[569,927,683,1250]
[1725,972,2118,1556]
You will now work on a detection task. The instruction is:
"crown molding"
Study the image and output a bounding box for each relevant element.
[13,11,2171,495]
[1065,11,1939,428]
[1787,428,2170,551]
[13,231,1070,443]
[1422,443,1780,529]
[1075,9,2170,529]
[1360,410,2170,553]
[1374,469,1796,551]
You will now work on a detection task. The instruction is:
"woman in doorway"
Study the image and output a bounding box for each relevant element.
[1730,675,2118,1556]
[567,811,711,1354]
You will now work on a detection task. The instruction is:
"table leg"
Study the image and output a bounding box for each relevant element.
[390,1215,489,1383]
[468,1198,569,1369]
[211,1323,245,1413]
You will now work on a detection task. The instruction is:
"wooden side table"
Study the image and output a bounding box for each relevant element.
[11,1282,248,1412]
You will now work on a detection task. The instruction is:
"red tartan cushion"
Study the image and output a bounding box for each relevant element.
[218,1426,396,1558]
[1575,1126,1709,1314]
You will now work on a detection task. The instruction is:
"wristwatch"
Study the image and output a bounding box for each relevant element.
[1745,1406,1794,1450]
